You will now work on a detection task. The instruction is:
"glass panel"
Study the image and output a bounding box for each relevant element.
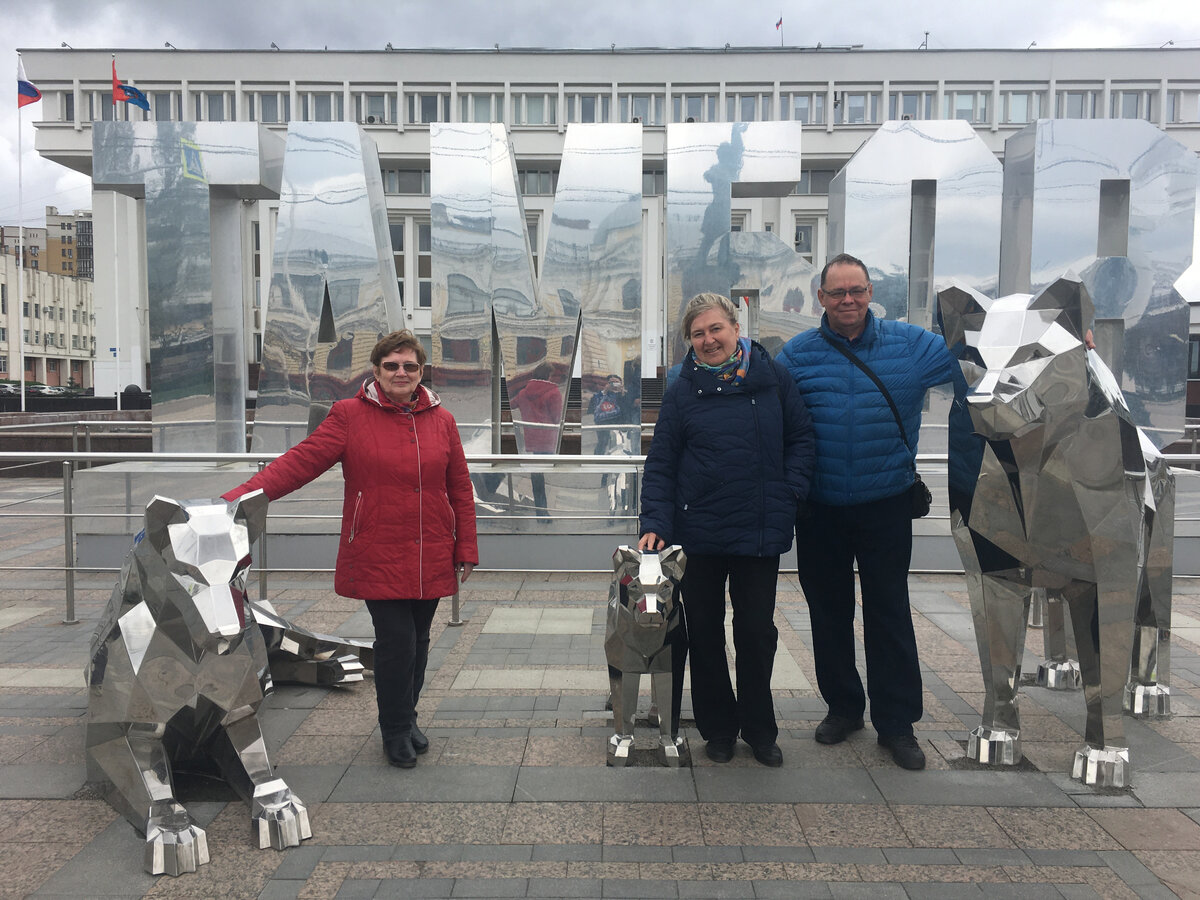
[153,92,171,121]
[741,95,756,121]
[1008,93,1028,123]
[207,93,225,122]
[260,94,279,123]
[847,94,866,124]
[581,95,596,122]
[526,94,544,124]
[633,95,649,122]
[686,95,702,121]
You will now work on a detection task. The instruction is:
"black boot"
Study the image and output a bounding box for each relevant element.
[411,724,430,755]
[384,732,417,768]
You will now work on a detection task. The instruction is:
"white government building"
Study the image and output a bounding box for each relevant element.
[19,45,1200,399]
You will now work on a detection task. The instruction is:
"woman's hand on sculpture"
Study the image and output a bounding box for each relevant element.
[637,532,665,552]
[457,562,475,583]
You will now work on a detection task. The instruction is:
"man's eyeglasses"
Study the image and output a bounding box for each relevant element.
[822,286,870,300]
[381,361,421,374]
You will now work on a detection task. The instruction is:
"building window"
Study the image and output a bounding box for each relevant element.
[518,168,557,196]
[63,92,74,122]
[527,216,539,277]
[889,91,935,120]
[301,91,344,122]
[383,169,431,194]
[390,220,405,302]
[252,221,262,309]
[512,92,557,126]
[407,92,449,124]
[1111,89,1153,120]
[673,91,718,123]
[779,91,826,125]
[642,169,665,196]
[194,91,234,122]
[1191,336,1200,378]
[150,91,179,121]
[72,335,79,349]
[0,356,6,372]
[248,91,290,124]
[1001,91,1043,124]
[0,328,5,341]
[789,170,836,195]
[417,220,432,308]
[943,90,990,124]
[566,92,610,123]
[1057,90,1098,119]
[355,91,396,125]
[835,91,881,125]
[460,92,502,123]
[618,92,665,125]
[725,92,772,122]
[48,360,58,373]
[23,302,29,317]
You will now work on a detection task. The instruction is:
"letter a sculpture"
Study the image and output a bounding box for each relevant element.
[604,546,689,767]
[940,277,1174,788]
[86,493,312,875]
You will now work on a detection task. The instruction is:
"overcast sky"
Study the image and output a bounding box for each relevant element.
[4,0,1200,226]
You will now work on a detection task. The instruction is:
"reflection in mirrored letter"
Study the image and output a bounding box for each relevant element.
[93,122,284,452]
[431,123,641,455]
[253,124,401,451]
[665,122,813,367]
[999,119,1197,448]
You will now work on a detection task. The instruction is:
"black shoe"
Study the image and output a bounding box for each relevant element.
[814,714,865,745]
[411,725,430,755]
[384,734,417,768]
[750,742,783,767]
[878,733,926,770]
[705,738,735,763]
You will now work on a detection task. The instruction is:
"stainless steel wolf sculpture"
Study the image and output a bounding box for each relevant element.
[604,546,689,767]
[85,493,342,875]
[941,277,1174,788]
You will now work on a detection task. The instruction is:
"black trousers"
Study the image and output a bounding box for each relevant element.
[794,489,921,738]
[681,553,780,747]
[365,598,440,739]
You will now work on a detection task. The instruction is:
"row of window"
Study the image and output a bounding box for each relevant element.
[59,85,1200,127]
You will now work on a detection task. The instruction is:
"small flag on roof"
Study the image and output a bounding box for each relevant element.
[112,57,150,110]
[17,57,41,108]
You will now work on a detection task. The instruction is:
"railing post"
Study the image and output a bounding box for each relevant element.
[62,460,78,625]
[448,587,467,626]
[256,460,269,603]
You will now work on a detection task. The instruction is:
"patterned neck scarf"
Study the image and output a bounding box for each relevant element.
[694,337,752,387]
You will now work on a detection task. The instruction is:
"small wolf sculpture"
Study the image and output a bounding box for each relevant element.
[86,493,315,875]
[604,546,689,766]
[940,277,1174,788]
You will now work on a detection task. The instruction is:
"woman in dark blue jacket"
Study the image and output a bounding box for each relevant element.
[639,293,815,767]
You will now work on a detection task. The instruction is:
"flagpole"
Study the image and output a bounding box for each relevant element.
[16,70,26,413]
[780,13,784,47]
[111,53,122,411]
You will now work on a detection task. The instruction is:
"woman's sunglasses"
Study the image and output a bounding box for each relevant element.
[381,361,421,373]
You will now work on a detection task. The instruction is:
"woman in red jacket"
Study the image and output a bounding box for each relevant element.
[224,330,478,769]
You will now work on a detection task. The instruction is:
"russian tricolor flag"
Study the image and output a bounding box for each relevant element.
[17,57,41,108]
[776,17,783,30]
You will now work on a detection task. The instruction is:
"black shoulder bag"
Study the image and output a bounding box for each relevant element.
[819,332,932,518]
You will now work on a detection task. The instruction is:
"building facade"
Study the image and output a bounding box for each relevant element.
[0,253,95,387]
[19,45,1200,397]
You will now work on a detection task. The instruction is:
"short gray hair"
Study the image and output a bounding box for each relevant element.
[681,292,739,343]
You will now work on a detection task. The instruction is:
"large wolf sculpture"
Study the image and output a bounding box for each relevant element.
[940,277,1174,788]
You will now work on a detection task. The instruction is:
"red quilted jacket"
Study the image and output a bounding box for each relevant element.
[223,381,478,601]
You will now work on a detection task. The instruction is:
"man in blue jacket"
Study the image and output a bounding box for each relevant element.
[778,253,958,771]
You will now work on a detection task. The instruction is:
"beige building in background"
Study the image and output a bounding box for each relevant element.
[0,253,95,387]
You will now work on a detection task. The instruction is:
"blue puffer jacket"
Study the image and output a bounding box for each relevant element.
[777,312,958,507]
[640,341,815,556]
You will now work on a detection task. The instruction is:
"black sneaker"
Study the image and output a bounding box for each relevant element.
[750,742,783,767]
[705,738,735,763]
[814,714,865,745]
[878,733,926,770]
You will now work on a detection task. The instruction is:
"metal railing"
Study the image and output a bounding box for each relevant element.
[0,449,648,626]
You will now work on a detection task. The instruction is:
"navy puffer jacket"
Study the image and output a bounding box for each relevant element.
[777,312,959,507]
[639,341,815,557]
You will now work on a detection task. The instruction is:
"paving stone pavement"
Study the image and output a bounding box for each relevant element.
[0,479,1198,897]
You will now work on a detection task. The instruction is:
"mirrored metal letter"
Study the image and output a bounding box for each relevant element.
[253,124,402,451]
[93,122,284,453]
